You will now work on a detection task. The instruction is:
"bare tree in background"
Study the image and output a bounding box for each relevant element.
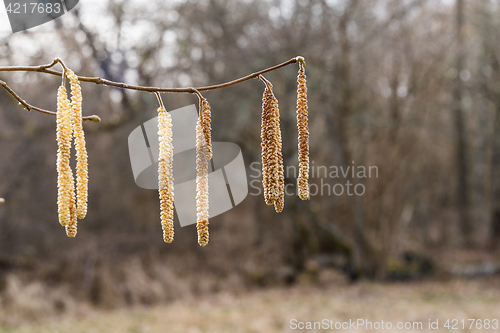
[2,1,500,313]
[453,0,472,247]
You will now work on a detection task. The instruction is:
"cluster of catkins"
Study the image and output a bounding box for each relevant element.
[56,69,89,237]
[260,57,310,210]
[158,59,309,245]
[54,58,308,245]
[157,98,212,246]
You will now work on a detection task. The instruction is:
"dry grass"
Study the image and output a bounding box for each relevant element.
[2,273,500,333]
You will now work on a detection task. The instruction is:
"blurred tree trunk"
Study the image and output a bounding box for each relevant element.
[330,0,381,279]
[453,0,472,247]
[477,0,500,249]
[490,103,500,248]
[487,44,500,248]
[478,0,500,250]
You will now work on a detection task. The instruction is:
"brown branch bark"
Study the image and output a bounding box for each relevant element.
[0,57,300,121]
[0,57,303,122]
[0,80,99,122]
[0,58,298,92]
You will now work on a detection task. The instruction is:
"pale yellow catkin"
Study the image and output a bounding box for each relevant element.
[296,61,310,201]
[67,70,89,219]
[66,169,78,238]
[261,80,284,212]
[56,86,74,227]
[196,118,209,247]
[158,107,175,243]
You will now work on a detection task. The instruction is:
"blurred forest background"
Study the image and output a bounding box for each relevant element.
[1,0,500,329]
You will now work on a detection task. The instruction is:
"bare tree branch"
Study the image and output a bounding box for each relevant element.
[0,57,301,121]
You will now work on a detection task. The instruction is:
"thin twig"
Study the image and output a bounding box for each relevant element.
[0,80,99,122]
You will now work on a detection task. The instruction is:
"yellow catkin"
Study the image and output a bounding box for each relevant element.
[261,80,284,212]
[67,69,89,219]
[66,169,78,238]
[274,191,284,213]
[271,92,285,213]
[297,61,310,200]
[56,86,74,227]
[201,98,212,159]
[196,118,209,246]
[158,107,175,243]
[261,87,272,205]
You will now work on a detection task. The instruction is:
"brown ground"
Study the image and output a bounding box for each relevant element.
[2,272,500,333]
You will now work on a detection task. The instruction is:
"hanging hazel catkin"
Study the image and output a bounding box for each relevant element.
[66,173,78,237]
[201,98,212,159]
[296,58,310,201]
[260,75,284,213]
[272,93,285,213]
[196,118,210,247]
[261,88,271,206]
[158,106,175,243]
[56,85,74,227]
[67,69,89,219]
